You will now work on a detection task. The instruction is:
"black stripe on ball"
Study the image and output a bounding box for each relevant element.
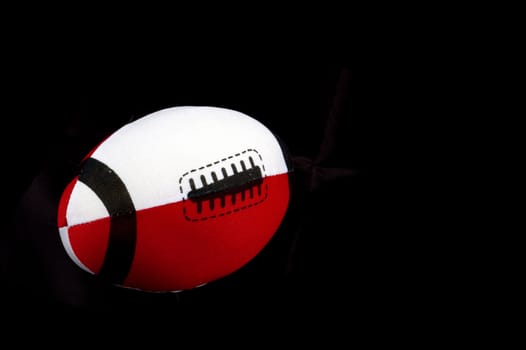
[79,157,137,285]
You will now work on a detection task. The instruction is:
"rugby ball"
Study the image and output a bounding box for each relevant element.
[57,106,292,292]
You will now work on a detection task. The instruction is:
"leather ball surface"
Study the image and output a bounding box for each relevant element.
[57,106,292,292]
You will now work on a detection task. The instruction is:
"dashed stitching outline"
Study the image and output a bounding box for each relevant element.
[178,149,268,221]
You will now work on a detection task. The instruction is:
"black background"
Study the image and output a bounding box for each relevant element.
[0,20,428,335]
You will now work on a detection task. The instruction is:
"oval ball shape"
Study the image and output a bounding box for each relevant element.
[57,106,292,292]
